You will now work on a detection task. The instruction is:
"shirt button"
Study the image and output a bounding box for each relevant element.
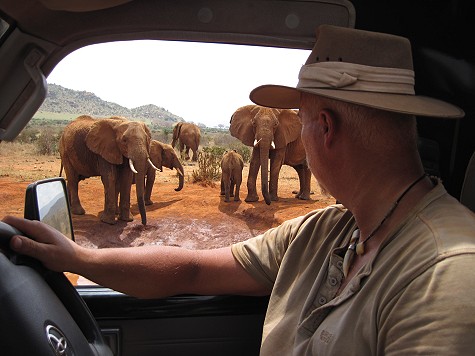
[318,296,327,305]
[329,277,338,286]
[337,261,343,269]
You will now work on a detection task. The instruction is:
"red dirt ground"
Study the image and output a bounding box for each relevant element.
[0,145,335,284]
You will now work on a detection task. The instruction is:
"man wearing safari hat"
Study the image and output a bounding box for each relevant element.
[4,25,475,354]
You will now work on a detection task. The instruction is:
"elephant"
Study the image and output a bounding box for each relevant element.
[220,150,244,202]
[59,115,159,225]
[142,140,185,205]
[284,137,312,201]
[229,104,311,205]
[171,122,201,161]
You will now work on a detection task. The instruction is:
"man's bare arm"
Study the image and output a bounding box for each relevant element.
[3,216,270,299]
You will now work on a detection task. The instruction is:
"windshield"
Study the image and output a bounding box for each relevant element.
[0,40,337,286]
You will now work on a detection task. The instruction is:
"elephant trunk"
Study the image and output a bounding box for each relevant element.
[175,162,185,192]
[130,155,148,225]
[259,143,271,205]
[135,171,147,225]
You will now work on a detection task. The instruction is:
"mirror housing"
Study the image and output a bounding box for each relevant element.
[24,177,75,241]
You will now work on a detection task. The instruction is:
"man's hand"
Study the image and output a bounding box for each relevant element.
[3,215,82,273]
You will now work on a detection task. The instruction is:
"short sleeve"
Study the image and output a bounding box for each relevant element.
[380,253,475,355]
[231,213,316,289]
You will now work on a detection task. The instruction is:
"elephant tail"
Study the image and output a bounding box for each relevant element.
[59,162,63,177]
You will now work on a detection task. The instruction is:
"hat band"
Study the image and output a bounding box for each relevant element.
[297,62,415,95]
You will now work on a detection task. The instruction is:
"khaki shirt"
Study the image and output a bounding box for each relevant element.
[232,181,475,355]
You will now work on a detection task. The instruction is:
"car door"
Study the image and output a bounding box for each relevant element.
[81,288,268,356]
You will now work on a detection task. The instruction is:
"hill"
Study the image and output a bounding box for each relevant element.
[36,84,183,127]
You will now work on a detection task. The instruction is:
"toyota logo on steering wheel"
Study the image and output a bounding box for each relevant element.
[46,324,70,355]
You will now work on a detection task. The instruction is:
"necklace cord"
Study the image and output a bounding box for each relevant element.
[342,173,427,277]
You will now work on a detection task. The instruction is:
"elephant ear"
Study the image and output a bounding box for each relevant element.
[229,105,256,147]
[150,140,163,170]
[86,119,123,164]
[141,122,152,153]
[161,143,180,169]
[274,109,302,146]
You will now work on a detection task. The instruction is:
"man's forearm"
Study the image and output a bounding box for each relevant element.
[76,244,201,298]
[4,216,269,299]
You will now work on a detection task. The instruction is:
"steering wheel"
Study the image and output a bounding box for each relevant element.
[0,221,112,356]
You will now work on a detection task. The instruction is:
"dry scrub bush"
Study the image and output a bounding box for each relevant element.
[36,127,59,155]
[191,146,224,186]
[151,128,172,144]
[14,126,61,156]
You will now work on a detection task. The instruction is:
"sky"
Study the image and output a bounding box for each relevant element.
[47,40,310,128]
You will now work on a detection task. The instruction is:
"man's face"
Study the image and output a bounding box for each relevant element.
[298,93,333,197]
[299,93,323,181]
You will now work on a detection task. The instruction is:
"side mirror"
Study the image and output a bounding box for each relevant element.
[24,177,75,241]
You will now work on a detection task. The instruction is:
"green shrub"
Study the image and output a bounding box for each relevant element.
[191,146,224,185]
[152,128,173,144]
[229,143,251,163]
[203,145,226,157]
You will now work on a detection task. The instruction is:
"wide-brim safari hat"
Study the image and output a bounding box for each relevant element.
[250,25,464,118]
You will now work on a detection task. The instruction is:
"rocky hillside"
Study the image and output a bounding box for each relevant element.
[38,84,183,127]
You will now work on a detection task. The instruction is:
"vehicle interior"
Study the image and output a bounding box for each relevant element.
[0,0,474,355]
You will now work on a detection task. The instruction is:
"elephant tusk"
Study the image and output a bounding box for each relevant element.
[129,158,138,174]
[254,138,262,147]
[175,168,184,176]
[148,158,161,172]
[271,141,276,150]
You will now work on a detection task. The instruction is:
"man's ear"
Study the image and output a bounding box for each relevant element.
[318,109,336,148]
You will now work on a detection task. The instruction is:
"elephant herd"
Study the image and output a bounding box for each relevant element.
[59,115,188,226]
[59,104,311,225]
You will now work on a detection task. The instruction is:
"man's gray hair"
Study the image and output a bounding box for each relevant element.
[303,93,418,153]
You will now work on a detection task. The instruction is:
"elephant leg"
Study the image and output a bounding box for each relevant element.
[114,177,120,215]
[185,146,191,161]
[144,168,155,206]
[62,161,85,215]
[298,165,312,200]
[179,142,186,160]
[220,176,225,196]
[223,172,231,202]
[234,182,241,201]
[67,176,85,215]
[269,149,285,201]
[245,149,260,202]
[118,167,134,222]
[100,170,118,225]
[192,148,198,162]
[230,176,235,197]
[293,165,304,198]
[233,170,242,201]
[291,164,312,200]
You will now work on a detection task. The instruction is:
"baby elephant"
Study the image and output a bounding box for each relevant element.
[220,150,244,202]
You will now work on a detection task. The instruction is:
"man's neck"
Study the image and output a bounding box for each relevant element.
[341,170,431,240]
